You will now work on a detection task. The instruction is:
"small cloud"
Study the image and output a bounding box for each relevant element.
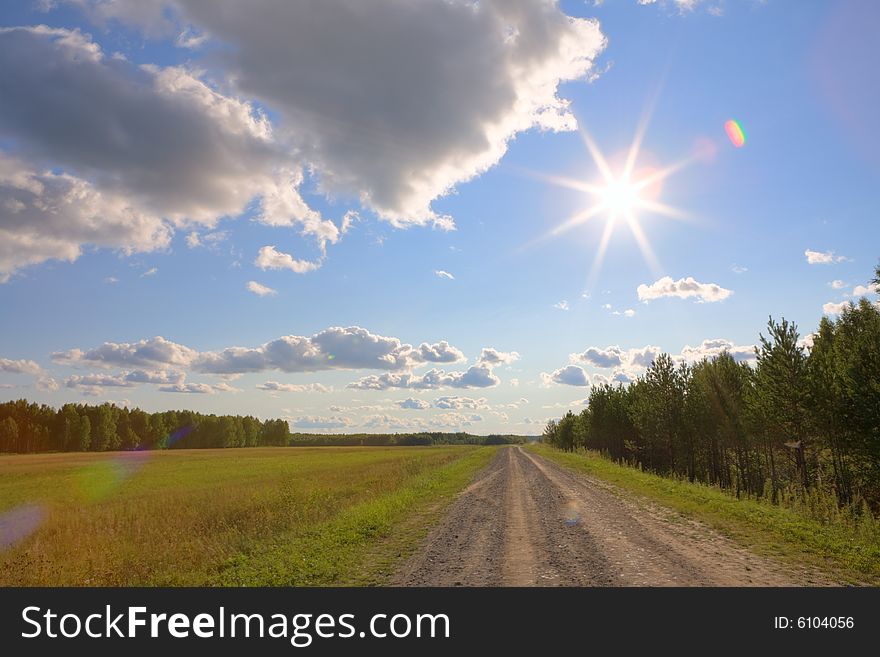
[340,210,359,234]
[398,397,431,410]
[829,280,846,290]
[176,27,208,49]
[612,308,636,317]
[141,267,158,277]
[291,415,353,430]
[553,300,570,311]
[187,230,228,250]
[823,301,850,315]
[104,276,118,284]
[637,276,732,303]
[247,280,277,297]
[805,249,848,265]
[731,264,748,274]
[257,381,331,393]
[581,290,591,299]
[541,365,589,387]
[255,246,321,274]
[853,283,879,297]
[434,269,455,280]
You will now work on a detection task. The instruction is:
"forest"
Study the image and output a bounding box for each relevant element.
[0,402,291,452]
[543,264,880,513]
[0,400,528,452]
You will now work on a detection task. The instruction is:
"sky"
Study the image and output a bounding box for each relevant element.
[1,0,878,434]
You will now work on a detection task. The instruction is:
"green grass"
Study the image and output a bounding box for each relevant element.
[0,446,495,586]
[526,443,880,584]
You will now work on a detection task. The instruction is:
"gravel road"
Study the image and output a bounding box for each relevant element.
[393,446,832,586]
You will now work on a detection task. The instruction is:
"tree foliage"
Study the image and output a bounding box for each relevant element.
[543,297,880,510]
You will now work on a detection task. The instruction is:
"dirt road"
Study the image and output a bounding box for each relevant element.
[393,446,830,586]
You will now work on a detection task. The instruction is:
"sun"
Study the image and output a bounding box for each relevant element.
[530,114,697,285]
[597,177,641,218]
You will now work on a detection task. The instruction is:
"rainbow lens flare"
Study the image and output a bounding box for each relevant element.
[0,503,46,550]
[724,119,746,148]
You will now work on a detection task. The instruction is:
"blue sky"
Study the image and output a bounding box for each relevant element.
[1,0,878,433]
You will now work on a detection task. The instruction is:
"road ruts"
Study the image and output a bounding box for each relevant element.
[393,446,833,586]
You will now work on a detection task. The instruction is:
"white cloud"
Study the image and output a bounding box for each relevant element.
[572,345,661,370]
[0,152,171,283]
[805,249,847,265]
[349,344,515,391]
[159,381,239,394]
[853,283,879,297]
[414,341,466,364]
[65,368,186,394]
[123,369,185,384]
[638,276,732,303]
[823,301,850,315]
[186,230,228,249]
[434,270,455,280]
[612,308,636,317]
[627,345,662,368]
[542,365,589,387]
[256,381,332,393]
[290,415,352,430]
[0,25,335,281]
[574,346,625,368]
[54,327,468,377]
[36,377,60,392]
[731,264,748,274]
[830,279,846,289]
[348,364,500,391]
[104,276,119,284]
[553,300,569,311]
[397,398,431,410]
[247,280,277,297]
[66,373,135,390]
[141,267,158,277]
[433,396,489,410]
[255,246,320,274]
[0,358,43,375]
[65,0,606,228]
[52,336,198,369]
[678,339,755,364]
[476,347,520,367]
[556,340,754,388]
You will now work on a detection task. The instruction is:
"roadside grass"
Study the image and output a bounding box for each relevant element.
[212,446,496,586]
[0,446,493,586]
[526,443,880,584]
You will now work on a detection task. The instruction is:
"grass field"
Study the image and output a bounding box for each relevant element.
[0,446,495,586]
[527,443,880,584]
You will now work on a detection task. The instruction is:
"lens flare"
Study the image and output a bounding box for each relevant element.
[73,450,151,502]
[562,500,580,526]
[724,119,746,148]
[0,503,46,550]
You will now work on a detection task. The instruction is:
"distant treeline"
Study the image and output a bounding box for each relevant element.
[0,402,290,452]
[0,400,531,453]
[289,432,529,446]
[543,263,880,512]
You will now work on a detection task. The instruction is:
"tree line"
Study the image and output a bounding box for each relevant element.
[289,432,527,447]
[0,401,290,452]
[543,264,880,511]
[0,400,531,453]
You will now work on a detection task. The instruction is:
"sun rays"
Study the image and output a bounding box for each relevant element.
[531,113,699,287]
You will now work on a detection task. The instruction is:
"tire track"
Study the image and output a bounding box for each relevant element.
[394,446,830,586]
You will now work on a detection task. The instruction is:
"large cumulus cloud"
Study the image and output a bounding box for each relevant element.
[58,0,606,228]
[0,25,336,281]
